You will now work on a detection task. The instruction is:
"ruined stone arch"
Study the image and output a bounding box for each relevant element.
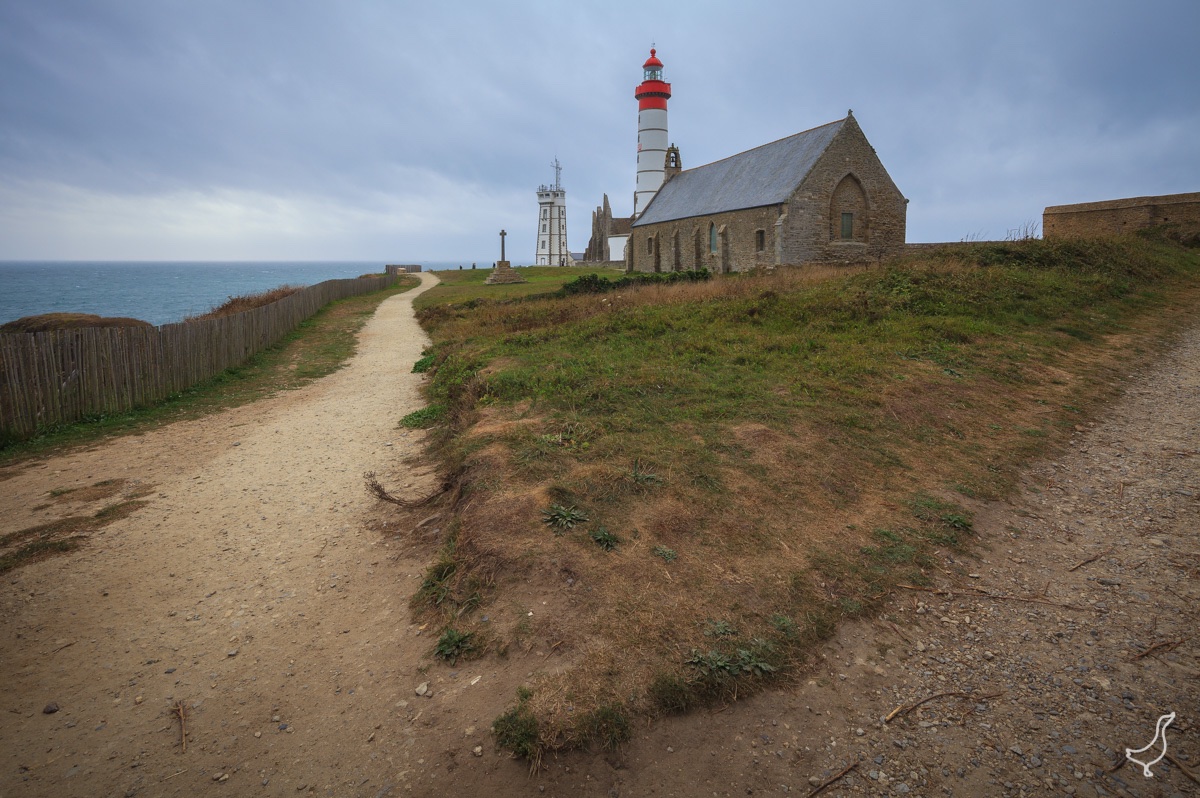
[830,173,869,242]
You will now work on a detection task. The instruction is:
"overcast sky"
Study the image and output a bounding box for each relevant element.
[1,1,1196,264]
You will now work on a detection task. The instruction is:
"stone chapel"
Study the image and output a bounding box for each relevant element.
[627,111,907,273]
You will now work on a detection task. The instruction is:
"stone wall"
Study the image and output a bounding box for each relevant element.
[628,205,782,273]
[1043,193,1200,240]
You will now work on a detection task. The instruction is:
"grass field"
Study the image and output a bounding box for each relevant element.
[414,265,625,309]
[405,235,1200,758]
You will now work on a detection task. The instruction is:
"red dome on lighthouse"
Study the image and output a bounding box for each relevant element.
[635,47,671,110]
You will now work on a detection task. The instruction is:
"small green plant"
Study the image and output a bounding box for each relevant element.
[578,703,632,750]
[686,640,778,679]
[733,642,777,677]
[703,619,737,637]
[589,526,620,551]
[941,513,972,530]
[435,627,476,664]
[685,649,732,676]
[412,351,437,373]
[400,404,446,429]
[629,459,664,487]
[652,545,677,563]
[493,688,540,760]
[541,503,588,530]
[770,613,798,639]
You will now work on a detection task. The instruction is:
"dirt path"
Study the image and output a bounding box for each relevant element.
[2,281,1198,798]
[0,272,510,797]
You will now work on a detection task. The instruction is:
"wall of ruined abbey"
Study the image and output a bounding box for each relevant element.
[1043,192,1200,240]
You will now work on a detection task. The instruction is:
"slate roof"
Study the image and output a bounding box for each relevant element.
[633,118,845,227]
[609,217,633,236]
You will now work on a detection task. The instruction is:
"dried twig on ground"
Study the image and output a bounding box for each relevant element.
[884,690,1005,723]
[1069,546,1114,572]
[885,621,912,644]
[1166,753,1200,786]
[363,471,447,509]
[1129,638,1184,661]
[172,701,187,753]
[806,758,860,797]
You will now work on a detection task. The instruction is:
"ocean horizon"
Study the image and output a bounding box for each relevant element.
[0,259,526,327]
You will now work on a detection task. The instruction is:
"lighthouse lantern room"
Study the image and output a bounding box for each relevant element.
[633,47,672,218]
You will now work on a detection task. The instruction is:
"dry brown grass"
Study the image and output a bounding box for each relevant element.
[1,313,152,333]
[184,285,303,322]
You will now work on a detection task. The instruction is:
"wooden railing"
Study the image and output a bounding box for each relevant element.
[0,275,397,441]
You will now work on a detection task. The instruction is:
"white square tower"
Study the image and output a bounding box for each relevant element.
[535,159,569,266]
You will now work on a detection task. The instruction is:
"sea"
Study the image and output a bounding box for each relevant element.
[0,260,482,327]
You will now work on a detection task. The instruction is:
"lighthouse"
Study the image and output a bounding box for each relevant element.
[633,47,672,218]
[535,158,569,266]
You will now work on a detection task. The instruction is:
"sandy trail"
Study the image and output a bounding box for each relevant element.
[0,273,511,797]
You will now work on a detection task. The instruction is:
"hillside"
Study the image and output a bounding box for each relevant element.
[403,237,1200,759]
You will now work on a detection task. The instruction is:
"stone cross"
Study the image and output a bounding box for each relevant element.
[500,229,506,262]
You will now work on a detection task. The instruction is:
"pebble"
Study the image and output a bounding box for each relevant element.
[473,745,483,757]
[415,682,429,697]
[42,702,59,714]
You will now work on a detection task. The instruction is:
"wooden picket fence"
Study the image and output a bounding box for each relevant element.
[0,275,397,441]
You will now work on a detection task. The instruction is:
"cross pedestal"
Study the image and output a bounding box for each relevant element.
[485,228,526,284]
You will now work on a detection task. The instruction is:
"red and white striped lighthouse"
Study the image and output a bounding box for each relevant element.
[633,47,672,218]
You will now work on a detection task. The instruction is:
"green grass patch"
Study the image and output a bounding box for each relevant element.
[493,688,540,760]
[414,266,626,311]
[400,404,447,429]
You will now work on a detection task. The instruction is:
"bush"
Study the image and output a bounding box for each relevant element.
[558,269,710,296]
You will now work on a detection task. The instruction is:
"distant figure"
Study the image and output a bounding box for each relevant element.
[472,262,476,269]
[459,265,463,270]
